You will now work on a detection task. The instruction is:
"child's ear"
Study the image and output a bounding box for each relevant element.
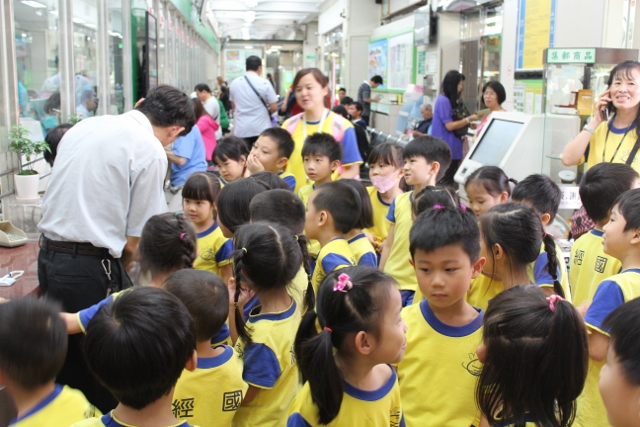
[429,161,441,178]
[185,349,197,372]
[540,212,551,227]
[276,157,288,170]
[493,243,504,260]
[471,257,486,279]
[240,155,247,166]
[409,258,415,267]
[499,191,509,203]
[318,210,329,227]
[629,228,640,245]
[331,160,341,172]
[353,330,373,355]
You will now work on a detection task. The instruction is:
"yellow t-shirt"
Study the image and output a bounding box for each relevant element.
[383,192,418,292]
[575,268,640,427]
[233,300,301,427]
[570,229,622,307]
[283,111,363,193]
[298,184,321,257]
[466,274,503,312]
[348,233,377,267]
[193,222,233,278]
[311,238,355,294]
[529,241,572,301]
[72,413,196,427]
[287,365,404,426]
[583,119,640,173]
[13,384,98,427]
[172,345,247,427]
[364,186,395,249]
[398,300,483,427]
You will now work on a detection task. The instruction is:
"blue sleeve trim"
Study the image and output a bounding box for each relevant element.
[386,198,398,223]
[358,252,378,268]
[210,323,230,346]
[79,295,115,330]
[216,239,233,263]
[282,174,296,192]
[242,342,282,388]
[340,127,364,164]
[533,251,560,286]
[321,253,353,274]
[287,413,313,427]
[585,280,626,331]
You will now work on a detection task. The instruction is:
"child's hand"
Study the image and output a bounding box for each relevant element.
[246,153,264,174]
[227,277,255,309]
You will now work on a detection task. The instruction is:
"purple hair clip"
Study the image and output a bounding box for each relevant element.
[433,204,445,209]
[460,204,467,211]
[333,273,353,293]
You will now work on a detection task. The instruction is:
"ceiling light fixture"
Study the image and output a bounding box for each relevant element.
[242,27,250,40]
[245,0,258,8]
[245,45,253,49]
[21,0,47,8]
[244,11,256,23]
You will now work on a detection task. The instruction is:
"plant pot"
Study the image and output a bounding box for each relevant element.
[14,173,40,201]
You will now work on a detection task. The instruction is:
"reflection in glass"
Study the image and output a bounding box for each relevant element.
[109,0,124,114]
[73,0,98,118]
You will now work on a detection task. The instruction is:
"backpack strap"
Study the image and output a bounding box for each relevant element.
[285,113,303,134]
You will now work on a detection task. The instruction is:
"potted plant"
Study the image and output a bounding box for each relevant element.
[9,124,50,200]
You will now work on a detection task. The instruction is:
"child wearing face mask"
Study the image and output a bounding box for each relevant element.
[364,143,405,256]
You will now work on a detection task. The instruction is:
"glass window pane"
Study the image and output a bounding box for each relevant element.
[13,0,62,134]
[157,0,165,83]
[108,0,124,114]
[73,0,98,119]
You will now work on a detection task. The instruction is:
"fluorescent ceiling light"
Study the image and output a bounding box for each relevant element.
[245,45,253,49]
[21,0,47,8]
[270,45,282,49]
[244,11,256,23]
[49,10,58,15]
[242,27,250,40]
[245,0,259,7]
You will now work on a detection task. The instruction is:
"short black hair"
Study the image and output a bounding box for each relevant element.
[250,189,306,234]
[340,96,354,106]
[311,181,361,234]
[604,297,640,386]
[512,174,562,221]
[464,165,515,197]
[403,136,452,181]
[579,163,639,223]
[0,297,66,389]
[412,186,462,218]
[249,171,291,190]
[259,127,295,159]
[332,105,349,118]
[217,178,269,234]
[410,206,480,261]
[44,123,73,166]
[136,85,195,136]
[214,136,250,163]
[194,83,211,93]
[83,287,195,410]
[368,142,403,168]
[246,55,262,71]
[182,172,221,204]
[163,270,229,343]
[338,87,346,93]
[301,133,343,162]
[353,102,363,112]
[614,188,640,231]
[340,179,374,229]
[481,81,507,106]
[371,75,383,85]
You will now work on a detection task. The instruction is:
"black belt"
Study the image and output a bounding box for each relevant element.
[40,235,110,258]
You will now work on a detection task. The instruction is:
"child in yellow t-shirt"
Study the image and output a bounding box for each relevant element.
[288,267,406,426]
[165,269,247,427]
[341,179,377,267]
[182,172,233,284]
[304,181,358,294]
[476,285,588,427]
[246,127,297,191]
[1,298,98,427]
[213,136,250,186]
[380,136,452,306]
[463,165,512,218]
[570,163,637,307]
[398,206,485,426]
[575,189,640,427]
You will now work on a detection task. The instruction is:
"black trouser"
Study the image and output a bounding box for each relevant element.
[38,236,131,413]
[363,115,370,126]
[242,136,259,152]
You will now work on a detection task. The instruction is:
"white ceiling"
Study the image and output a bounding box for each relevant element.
[209,0,325,40]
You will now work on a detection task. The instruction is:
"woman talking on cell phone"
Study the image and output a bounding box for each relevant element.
[562,60,640,173]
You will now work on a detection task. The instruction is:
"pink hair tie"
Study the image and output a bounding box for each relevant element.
[460,204,467,211]
[432,205,445,209]
[546,295,564,312]
[333,273,353,293]
[179,233,186,240]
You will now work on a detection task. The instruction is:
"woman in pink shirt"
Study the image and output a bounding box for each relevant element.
[193,98,220,163]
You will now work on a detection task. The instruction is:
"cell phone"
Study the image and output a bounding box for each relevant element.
[601,101,612,121]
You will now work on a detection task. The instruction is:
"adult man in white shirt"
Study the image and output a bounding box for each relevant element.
[37,85,195,413]
[194,83,223,140]
[229,55,278,151]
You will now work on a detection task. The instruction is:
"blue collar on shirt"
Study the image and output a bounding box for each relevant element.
[248,300,297,323]
[101,411,193,427]
[343,365,397,401]
[608,116,638,134]
[590,228,604,237]
[304,110,331,125]
[197,345,234,369]
[9,384,63,425]
[377,191,392,207]
[347,233,367,244]
[620,268,640,274]
[419,299,483,337]
[196,222,219,239]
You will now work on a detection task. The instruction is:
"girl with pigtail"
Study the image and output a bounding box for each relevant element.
[476,285,588,427]
[230,221,314,427]
[289,266,407,426]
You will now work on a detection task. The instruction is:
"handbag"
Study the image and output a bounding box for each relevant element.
[244,75,272,120]
[452,99,471,137]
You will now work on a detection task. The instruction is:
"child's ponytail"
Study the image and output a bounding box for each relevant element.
[295,233,316,313]
[232,246,252,343]
[542,233,565,298]
[174,212,198,269]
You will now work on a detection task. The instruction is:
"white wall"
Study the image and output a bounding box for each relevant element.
[318,0,347,35]
[553,0,607,48]
[500,0,517,111]
[345,0,380,96]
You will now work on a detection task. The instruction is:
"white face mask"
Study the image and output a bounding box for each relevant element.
[370,170,400,193]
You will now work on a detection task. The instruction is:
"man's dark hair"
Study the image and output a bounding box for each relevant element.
[353,102,363,112]
[136,85,195,136]
[332,105,349,118]
[371,75,383,85]
[83,287,195,410]
[194,83,211,94]
[340,96,354,106]
[338,87,346,93]
[246,55,262,71]
[44,123,73,166]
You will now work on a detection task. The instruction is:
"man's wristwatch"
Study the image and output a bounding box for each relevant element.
[583,124,595,135]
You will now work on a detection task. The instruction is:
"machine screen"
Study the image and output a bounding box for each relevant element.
[469,119,524,166]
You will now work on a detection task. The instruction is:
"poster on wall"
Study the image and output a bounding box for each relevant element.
[368,39,388,84]
[516,0,558,70]
[225,49,262,81]
[388,32,414,90]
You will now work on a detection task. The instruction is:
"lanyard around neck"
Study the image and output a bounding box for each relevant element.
[303,109,328,140]
[603,116,634,163]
